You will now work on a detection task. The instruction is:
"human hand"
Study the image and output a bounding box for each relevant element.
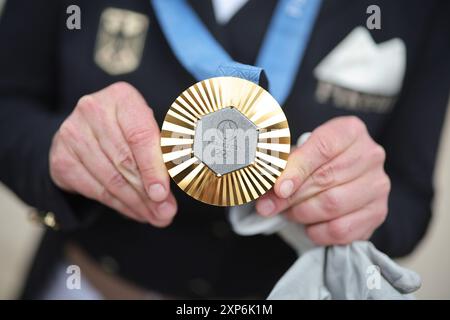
[256,117,390,245]
[49,82,176,227]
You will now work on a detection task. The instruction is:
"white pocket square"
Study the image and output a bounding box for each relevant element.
[314,26,406,96]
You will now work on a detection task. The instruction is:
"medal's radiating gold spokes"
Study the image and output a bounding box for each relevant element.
[161,77,291,206]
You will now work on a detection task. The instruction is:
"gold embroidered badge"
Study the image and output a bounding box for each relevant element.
[94,8,149,75]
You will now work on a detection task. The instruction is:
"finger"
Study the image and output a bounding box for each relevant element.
[255,138,385,218]
[75,89,177,223]
[113,82,171,202]
[255,189,278,217]
[76,92,144,192]
[151,191,178,227]
[285,170,390,224]
[305,200,387,245]
[294,136,386,201]
[55,139,146,223]
[60,114,153,222]
[274,116,365,199]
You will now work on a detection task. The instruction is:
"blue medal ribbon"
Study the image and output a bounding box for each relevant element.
[151,0,322,105]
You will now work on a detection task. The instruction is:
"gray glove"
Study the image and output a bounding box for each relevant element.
[229,206,421,300]
[267,241,421,300]
[228,133,421,300]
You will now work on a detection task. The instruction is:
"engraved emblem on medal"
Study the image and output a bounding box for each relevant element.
[161,77,291,206]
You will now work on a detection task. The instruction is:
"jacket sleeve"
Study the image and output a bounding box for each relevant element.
[371,0,450,257]
[0,0,100,230]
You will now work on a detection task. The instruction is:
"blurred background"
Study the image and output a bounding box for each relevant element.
[1,97,449,299]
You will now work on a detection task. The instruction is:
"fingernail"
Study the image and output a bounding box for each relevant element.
[257,198,275,216]
[157,201,176,219]
[279,180,294,198]
[148,183,166,202]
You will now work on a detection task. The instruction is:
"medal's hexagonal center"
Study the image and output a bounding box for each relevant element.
[193,107,258,176]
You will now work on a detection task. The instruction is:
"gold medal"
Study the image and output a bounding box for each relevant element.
[160,77,290,206]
